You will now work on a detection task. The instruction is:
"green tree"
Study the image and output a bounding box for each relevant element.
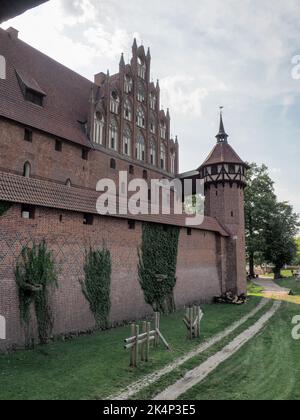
[244,163,276,277]
[263,202,299,278]
[293,237,300,265]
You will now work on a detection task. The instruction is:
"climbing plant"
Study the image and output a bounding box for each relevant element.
[80,247,111,329]
[138,223,180,314]
[15,241,58,345]
[0,201,11,216]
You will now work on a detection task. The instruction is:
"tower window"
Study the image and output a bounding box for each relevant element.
[129,165,134,175]
[128,220,136,230]
[55,139,62,152]
[228,164,235,174]
[211,165,218,175]
[83,213,94,225]
[24,128,32,142]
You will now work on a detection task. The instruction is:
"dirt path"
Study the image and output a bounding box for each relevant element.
[252,278,291,296]
[154,300,281,400]
[110,298,268,400]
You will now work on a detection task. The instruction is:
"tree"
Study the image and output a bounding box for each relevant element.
[293,237,300,266]
[263,202,299,278]
[244,163,276,277]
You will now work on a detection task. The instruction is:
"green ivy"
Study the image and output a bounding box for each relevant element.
[0,201,12,216]
[138,223,180,314]
[15,241,58,345]
[81,247,111,329]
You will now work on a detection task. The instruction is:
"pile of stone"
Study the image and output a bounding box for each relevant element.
[214,292,248,305]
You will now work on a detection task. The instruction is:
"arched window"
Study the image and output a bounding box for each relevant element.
[124,99,132,121]
[136,107,145,128]
[109,118,118,151]
[150,93,156,110]
[149,138,156,166]
[110,91,120,114]
[123,127,131,156]
[160,143,166,170]
[137,81,145,102]
[23,161,31,178]
[136,132,145,161]
[160,122,167,140]
[150,117,156,134]
[124,75,133,93]
[170,150,176,174]
[66,178,72,187]
[93,112,105,145]
[137,57,146,79]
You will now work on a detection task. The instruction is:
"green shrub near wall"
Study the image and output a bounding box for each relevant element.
[15,241,58,346]
[80,247,111,329]
[138,223,180,313]
[0,201,11,216]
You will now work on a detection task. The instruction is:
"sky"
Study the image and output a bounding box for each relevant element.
[1,0,300,215]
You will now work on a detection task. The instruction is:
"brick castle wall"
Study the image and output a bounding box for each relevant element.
[0,204,222,350]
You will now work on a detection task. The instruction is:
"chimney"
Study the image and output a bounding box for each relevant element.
[7,27,19,40]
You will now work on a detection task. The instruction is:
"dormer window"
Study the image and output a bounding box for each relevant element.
[25,88,44,106]
[110,91,120,114]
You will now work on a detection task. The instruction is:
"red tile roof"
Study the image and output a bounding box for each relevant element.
[0,171,229,236]
[199,142,246,169]
[0,27,94,147]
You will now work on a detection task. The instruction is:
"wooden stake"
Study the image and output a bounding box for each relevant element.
[146,322,151,362]
[141,321,147,361]
[134,324,139,367]
[189,307,193,340]
[130,324,136,367]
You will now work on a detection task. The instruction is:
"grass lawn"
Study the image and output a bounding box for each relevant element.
[180,278,300,400]
[0,297,261,400]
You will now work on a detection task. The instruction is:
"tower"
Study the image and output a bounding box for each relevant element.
[198,109,248,294]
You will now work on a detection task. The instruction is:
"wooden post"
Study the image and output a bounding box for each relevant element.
[197,306,201,338]
[130,324,136,367]
[146,322,151,362]
[189,307,193,340]
[154,312,159,347]
[141,321,147,361]
[134,324,139,367]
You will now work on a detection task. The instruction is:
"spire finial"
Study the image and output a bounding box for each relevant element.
[216,106,228,143]
[119,52,125,67]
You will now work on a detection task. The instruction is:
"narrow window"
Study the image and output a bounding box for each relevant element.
[211,165,218,175]
[148,189,151,201]
[228,164,235,174]
[187,228,192,236]
[23,161,31,178]
[24,128,32,142]
[110,158,116,170]
[83,213,94,225]
[231,211,234,217]
[82,148,88,161]
[143,170,148,180]
[128,220,135,230]
[55,139,62,152]
[21,204,35,219]
[129,165,134,175]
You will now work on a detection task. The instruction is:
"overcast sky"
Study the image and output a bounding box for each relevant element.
[1,0,300,214]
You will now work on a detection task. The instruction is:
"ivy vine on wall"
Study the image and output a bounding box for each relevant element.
[0,201,12,216]
[80,247,112,329]
[138,223,180,313]
[15,241,58,346]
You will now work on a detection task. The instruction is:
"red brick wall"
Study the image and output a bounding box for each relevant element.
[0,204,222,350]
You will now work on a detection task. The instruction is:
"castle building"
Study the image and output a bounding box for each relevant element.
[0,27,247,350]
